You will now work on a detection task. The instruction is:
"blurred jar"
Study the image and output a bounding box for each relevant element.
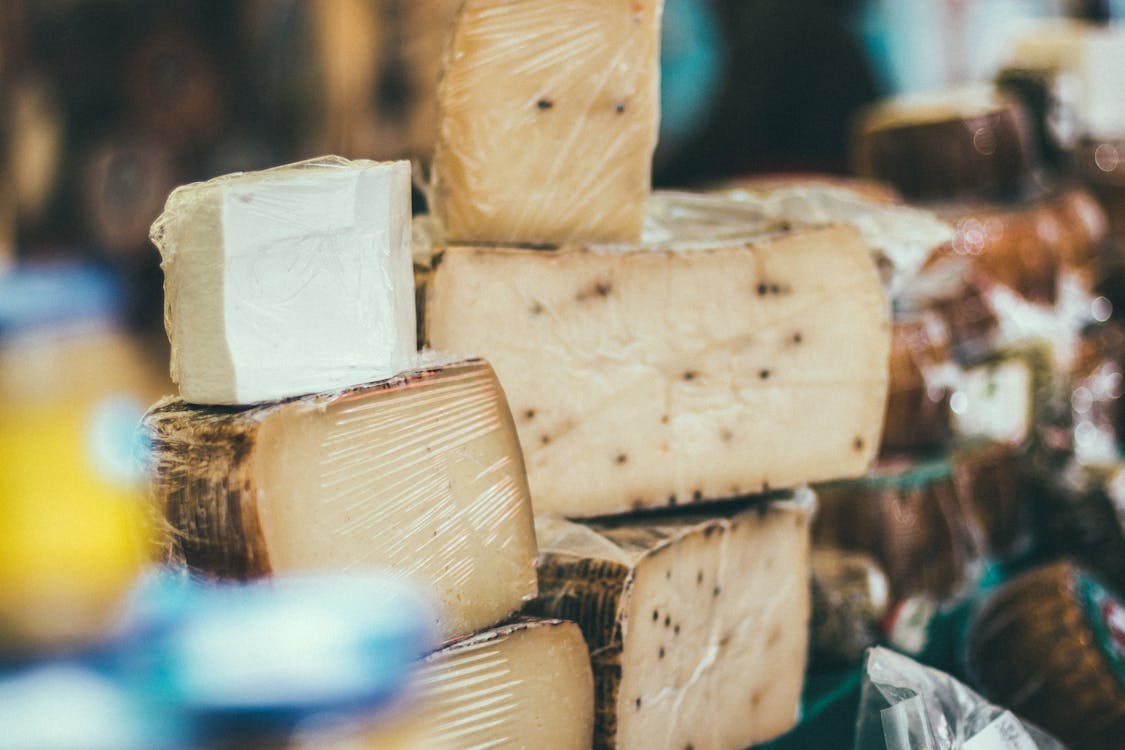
[0,263,167,652]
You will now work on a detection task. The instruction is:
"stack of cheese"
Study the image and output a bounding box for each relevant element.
[415,1,897,748]
[140,156,595,748]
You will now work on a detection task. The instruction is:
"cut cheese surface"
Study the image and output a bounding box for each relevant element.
[426,223,890,517]
[531,491,814,750]
[151,156,415,405]
[430,0,662,244]
[345,618,595,750]
[141,357,538,641]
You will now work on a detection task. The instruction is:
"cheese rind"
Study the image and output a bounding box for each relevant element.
[151,156,415,405]
[531,492,813,750]
[140,358,538,641]
[430,0,662,244]
[426,224,890,517]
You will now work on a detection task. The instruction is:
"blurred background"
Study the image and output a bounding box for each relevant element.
[0,0,1121,634]
[2,1,1125,745]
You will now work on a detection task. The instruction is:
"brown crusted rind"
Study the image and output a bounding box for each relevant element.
[141,396,274,578]
[531,506,785,750]
[530,554,632,749]
[141,358,493,580]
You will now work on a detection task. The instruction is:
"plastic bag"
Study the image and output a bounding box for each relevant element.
[855,647,1064,750]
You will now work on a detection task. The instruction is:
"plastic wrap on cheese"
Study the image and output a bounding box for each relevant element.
[529,491,814,750]
[430,0,662,245]
[426,219,890,518]
[647,187,953,300]
[150,156,415,405]
[140,356,538,642]
[330,617,595,750]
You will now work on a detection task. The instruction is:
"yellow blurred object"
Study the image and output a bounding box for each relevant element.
[0,313,170,651]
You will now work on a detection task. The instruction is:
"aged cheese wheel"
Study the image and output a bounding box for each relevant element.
[852,86,1033,201]
[530,492,813,750]
[427,219,889,517]
[815,456,982,600]
[431,0,662,245]
[140,357,538,642]
[966,561,1125,750]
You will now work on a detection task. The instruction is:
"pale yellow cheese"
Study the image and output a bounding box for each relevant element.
[326,618,594,750]
[142,357,538,641]
[430,0,662,245]
[533,491,814,750]
[426,224,890,517]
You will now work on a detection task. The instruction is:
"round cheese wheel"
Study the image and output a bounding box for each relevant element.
[966,561,1125,750]
[853,86,1033,201]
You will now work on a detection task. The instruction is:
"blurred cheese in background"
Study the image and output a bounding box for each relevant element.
[0,264,169,650]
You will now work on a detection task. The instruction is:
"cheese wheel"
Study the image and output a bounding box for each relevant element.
[932,187,1107,304]
[141,357,539,642]
[966,561,1125,750]
[815,455,982,600]
[531,492,813,750]
[852,86,1033,201]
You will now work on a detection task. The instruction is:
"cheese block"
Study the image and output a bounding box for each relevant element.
[338,618,594,749]
[150,156,415,405]
[966,561,1125,750]
[695,185,953,301]
[426,222,889,517]
[852,85,1032,201]
[530,491,813,750]
[932,187,1107,304]
[815,456,982,600]
[430,0,662,244]
[140,357,538,641]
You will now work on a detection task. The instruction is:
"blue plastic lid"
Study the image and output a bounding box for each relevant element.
[0,263,123,339]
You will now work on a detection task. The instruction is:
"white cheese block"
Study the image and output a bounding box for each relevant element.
[531,491,814,750]
[339,618,594,750]
[140,357,538,641]
[430,0,662,245]
[151,156,415,405]
[426,223,890,517]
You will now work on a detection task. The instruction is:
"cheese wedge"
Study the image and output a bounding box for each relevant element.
[342,618,594,750]
[531,491,813,750]
[426,222,890,517]
[140,357,538,641]
[150,156,415,405]
[430,0,662,244]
